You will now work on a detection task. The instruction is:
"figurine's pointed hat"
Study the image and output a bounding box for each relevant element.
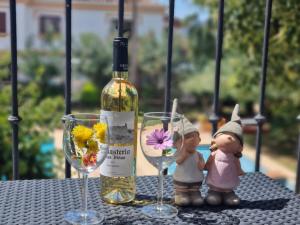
[173,115,198,141]
[213,104,243,145]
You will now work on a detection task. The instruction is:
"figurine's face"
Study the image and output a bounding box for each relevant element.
[214,132,241,153]
[183,132,201,152]
[174,132,201,152]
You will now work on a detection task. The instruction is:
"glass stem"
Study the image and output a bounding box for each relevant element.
[82,173,88,216]
[157,160,164,209]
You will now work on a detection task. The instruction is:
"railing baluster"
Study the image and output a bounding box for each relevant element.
[8,0,21,180]
[163,0,175,113]
[118,0,124,37]
[65,0,72,178]
[254,0,272,172]
[209,0,224,135]
[162,0,175,175]
[295,115,300,194]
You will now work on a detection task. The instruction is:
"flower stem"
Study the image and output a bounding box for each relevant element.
[82,173,88,218]
[157,159,164,210]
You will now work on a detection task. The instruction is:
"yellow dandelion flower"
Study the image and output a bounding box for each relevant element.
[87,139,98,154]
[75,141,86,149]
[72,125,93,148]
[93,123,107,143]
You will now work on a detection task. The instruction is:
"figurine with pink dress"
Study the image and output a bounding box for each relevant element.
[205,104,245,206]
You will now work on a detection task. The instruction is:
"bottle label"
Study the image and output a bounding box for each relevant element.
[100,110,135,177]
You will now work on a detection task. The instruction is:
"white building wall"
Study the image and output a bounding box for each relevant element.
[138,13,164,39]
[0,3,165,51]
[72,9,112,41]
[16,3,28,50]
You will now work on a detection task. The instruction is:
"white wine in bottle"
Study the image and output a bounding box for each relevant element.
[100,37,138,204]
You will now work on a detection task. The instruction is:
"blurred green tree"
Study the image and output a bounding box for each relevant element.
[72,33,194,111]
[190,0,300,154]
[0,49,64,179]
[0,52,10,81]
[20,44,64,99]
[184,15,215,69]
[80,82,100,107]
[72,33,112,108]
[73,33,112,89]
[137,33,194,111]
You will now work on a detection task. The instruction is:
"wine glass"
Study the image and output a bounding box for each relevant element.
[62,113,110,225]
[140,112,184,219]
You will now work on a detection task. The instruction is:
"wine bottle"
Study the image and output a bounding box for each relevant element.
[100,37,138,204]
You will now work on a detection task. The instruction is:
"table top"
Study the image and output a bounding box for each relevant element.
[0,172,299,225]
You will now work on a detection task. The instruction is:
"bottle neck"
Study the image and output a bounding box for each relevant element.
[113,37,128,75]
[112,71,128,80]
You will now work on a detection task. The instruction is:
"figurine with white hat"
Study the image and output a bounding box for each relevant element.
[173,116,205,206]
[205,104,245,206]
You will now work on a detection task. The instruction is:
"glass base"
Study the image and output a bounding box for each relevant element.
[64,210,104,225]
[141,204,178,219]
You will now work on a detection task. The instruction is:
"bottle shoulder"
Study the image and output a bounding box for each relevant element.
[101,78,138,111]
[102,79,138,97]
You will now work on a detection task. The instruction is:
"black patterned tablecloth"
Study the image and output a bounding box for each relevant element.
[0,172,299,225]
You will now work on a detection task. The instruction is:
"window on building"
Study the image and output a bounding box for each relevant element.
[39,15,61,35]
[0,12,6,34]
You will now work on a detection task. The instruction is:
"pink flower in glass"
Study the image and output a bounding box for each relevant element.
[146,128,173,150]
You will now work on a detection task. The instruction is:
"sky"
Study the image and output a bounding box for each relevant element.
[158,0,209,22]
